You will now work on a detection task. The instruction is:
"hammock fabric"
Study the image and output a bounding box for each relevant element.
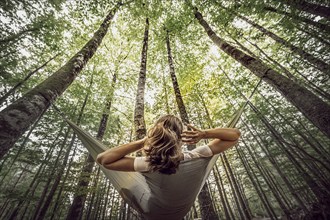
[57,103,245,220]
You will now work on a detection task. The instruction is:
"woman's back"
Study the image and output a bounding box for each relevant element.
[141,157,212,220]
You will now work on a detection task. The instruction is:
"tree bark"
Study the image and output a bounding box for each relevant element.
[0,109,46,185]
[0,53,60,106]
[264,5,330,33]
[65,73,116,220]
[134,18,149,141]
[35,86,89,220]
[166,31,190,125]
[0,8,118,159]
[281,0,330,19]
[232,11,330,74]
[166,30,218,219]
[0,27,39,45]
[195,9,330,138]
[242,37,330,101]
[8,123,70,220]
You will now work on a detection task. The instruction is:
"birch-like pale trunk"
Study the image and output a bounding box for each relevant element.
[66,73,117,220]
[134,18,149,141]
[231,10,330,74]
[0,8,118,159]
[166,30,218,220]
[195,9,330,138]
[264,6,330,33]
[281,0,330,19]
[0,53,60,106]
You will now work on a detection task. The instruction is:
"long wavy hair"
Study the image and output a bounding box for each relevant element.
[144,115,183,175]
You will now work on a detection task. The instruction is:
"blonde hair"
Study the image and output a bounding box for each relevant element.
[144,115,183,174]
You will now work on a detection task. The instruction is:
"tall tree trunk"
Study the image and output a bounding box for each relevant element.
[238,140,282,219]
[162,71,170,114]
[241,37,330,101]
[223,153,252,219]
[227,8,330,74]
[212,168,232,219]
[8,124,70,220]
[35,87,90,220]
[102,180,111,219]
[65,73,117,220]
[85,167,101,219]
[50,147,77,220]
[165,30,218,220]
[194,9,330,138]
[295,25,330,47]
[248,101,330,205]
[0,27,39,45]
[216,165,236,219]
[0,109,46,185]
[134,18,149,141]
[165,30,190,125]
[280,0,330,19]
[242,125,293,215]
[243,116,309,211]
[0,7,118,159]
[263,5,330,33]
[218,75,309,213]
[0,53,60,106]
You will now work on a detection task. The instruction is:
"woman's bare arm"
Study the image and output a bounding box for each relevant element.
[182,125,240,155]
[96,138,146,171]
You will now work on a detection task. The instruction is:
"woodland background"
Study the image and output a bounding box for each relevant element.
[0,0,329,219]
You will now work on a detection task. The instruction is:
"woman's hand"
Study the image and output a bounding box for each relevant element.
[181,124,206,144]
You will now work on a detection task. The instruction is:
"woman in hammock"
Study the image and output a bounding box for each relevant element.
[96,115,240,174]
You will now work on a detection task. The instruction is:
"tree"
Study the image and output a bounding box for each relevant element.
[65,72,117,220]
[166,30,218,220]
[194,8,330,138]
[219,4,330,75]
[280,0,330,19]
[0,7,119,159]
[134,18,149,141]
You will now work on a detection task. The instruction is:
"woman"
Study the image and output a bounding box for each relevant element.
[96,115,240,173]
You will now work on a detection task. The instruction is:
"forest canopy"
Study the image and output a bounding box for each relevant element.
[0,0,329,219]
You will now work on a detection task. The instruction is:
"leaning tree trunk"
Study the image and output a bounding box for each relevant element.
[130,18,149,218]
[240,36,330,101]
[0,7,119,159]
[166,30,218,220]
[228,9,330,74]
[280,0,330,20]
[65,73,117,220]
[35,80,91,220]
[0,27,39,45]
[134,18,149,141]
[165,31,190,126]
[194,9,330,138]
[263,6,330,33]
[0,53,60,106]
[236,143,278,219]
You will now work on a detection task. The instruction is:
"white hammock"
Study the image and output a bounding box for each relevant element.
[58,102,245,220]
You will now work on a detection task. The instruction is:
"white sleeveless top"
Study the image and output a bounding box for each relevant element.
[134,145,213,172]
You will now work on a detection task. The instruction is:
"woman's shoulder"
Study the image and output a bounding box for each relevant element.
[183,144,213,161]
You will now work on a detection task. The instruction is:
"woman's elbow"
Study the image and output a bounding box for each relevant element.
[96,153,109,165]
[96,154,104,165]
[96,152,116,166]
[234,128,241,140]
